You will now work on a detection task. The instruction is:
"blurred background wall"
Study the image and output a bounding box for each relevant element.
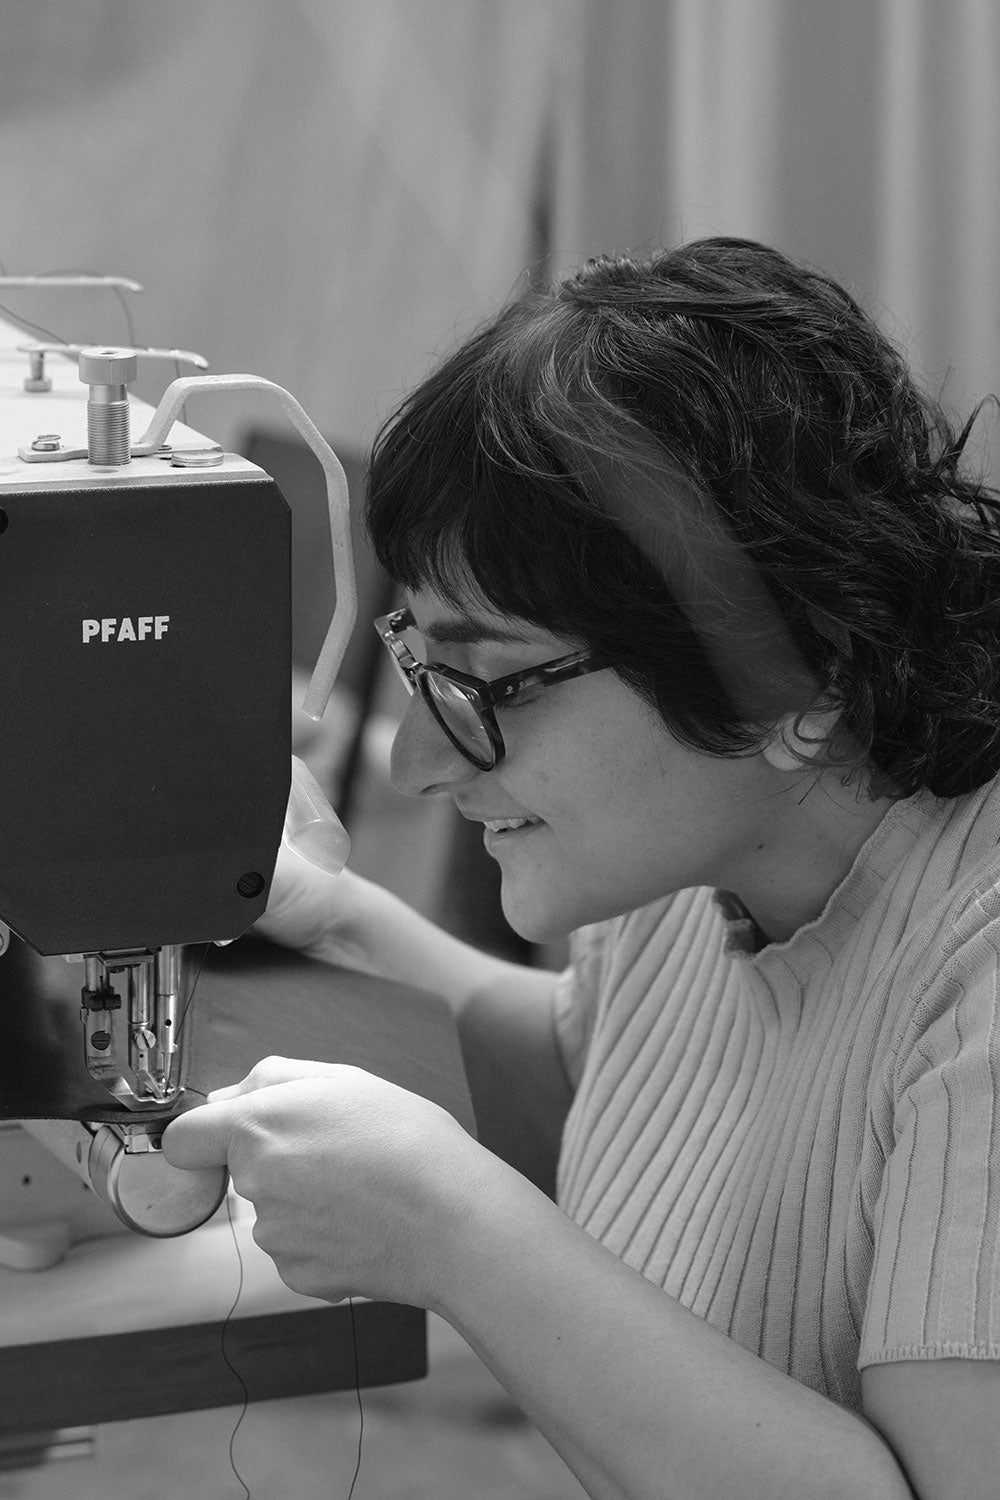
[1,0,997,938]
[2,0,996,462]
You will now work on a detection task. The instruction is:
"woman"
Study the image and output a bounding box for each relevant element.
[165,239,1000,1499]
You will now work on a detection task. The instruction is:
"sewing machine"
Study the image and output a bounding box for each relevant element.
[0,287,478,1457]
[0,284,355,1261]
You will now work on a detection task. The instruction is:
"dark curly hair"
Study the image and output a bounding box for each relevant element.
[366,237,1000,799]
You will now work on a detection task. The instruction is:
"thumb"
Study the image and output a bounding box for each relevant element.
[161,1097,239,1170]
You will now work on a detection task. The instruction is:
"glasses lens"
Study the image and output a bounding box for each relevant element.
[424,671,495,765]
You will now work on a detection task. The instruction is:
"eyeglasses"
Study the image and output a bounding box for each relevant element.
[374,607,609,770]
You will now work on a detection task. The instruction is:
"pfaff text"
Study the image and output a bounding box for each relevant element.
[82,616,170,643]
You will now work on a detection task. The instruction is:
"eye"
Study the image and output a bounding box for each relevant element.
[404,626,461,671]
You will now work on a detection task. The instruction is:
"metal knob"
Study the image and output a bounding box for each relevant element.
[88,1126,229,1237]
[78,346,139,386]
[19,1117,229,1237]
[79,346,139,466]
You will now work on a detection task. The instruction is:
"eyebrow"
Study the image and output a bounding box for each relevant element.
[421,616,538,647]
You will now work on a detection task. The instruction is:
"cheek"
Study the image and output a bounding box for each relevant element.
[524,753,654,855]
[502,686,673,833]
[564,736,664,825]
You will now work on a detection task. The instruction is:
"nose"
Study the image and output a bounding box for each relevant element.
[389,693,480,797]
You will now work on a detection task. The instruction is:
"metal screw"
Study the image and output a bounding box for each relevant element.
[30,433,62,451]
[24,351,52,392]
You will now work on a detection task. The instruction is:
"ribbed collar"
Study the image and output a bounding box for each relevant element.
[715,787,945,976]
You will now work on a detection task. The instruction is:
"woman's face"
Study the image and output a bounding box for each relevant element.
[389,584,780,943]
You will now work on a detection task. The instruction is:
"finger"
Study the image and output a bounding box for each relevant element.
[161,1098,239,1169]
[206,1082,242,1102]
[211,1055,344,1100]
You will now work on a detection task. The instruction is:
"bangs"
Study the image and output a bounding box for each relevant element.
[365,317,618,634]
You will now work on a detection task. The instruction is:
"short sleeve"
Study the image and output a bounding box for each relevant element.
[552,922,613,1090]
[860,902,1000,1368]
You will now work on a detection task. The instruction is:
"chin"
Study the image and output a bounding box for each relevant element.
[500,869,655,943]
[499,876,616,945]
[499,889,575,946]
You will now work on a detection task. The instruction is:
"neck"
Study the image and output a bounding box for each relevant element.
[731,769,897,945]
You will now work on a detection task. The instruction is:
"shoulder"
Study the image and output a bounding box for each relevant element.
[909,776,1000,904]
[886,780,1000,1056]
[860,796,1000,1384]
[863,779,1000,1027]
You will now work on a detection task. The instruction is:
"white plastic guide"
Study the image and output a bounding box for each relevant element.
[133,372,358,725]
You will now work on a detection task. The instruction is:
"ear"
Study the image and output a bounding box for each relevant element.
[761,707,841,772]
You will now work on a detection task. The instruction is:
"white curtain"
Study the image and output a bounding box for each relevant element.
[548,0,1000,476]
[1,0,996,471]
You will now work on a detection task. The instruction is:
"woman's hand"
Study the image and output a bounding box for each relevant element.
[161,1055,484,1306]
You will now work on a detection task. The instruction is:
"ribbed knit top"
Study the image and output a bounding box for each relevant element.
[554,779,1000,1409]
